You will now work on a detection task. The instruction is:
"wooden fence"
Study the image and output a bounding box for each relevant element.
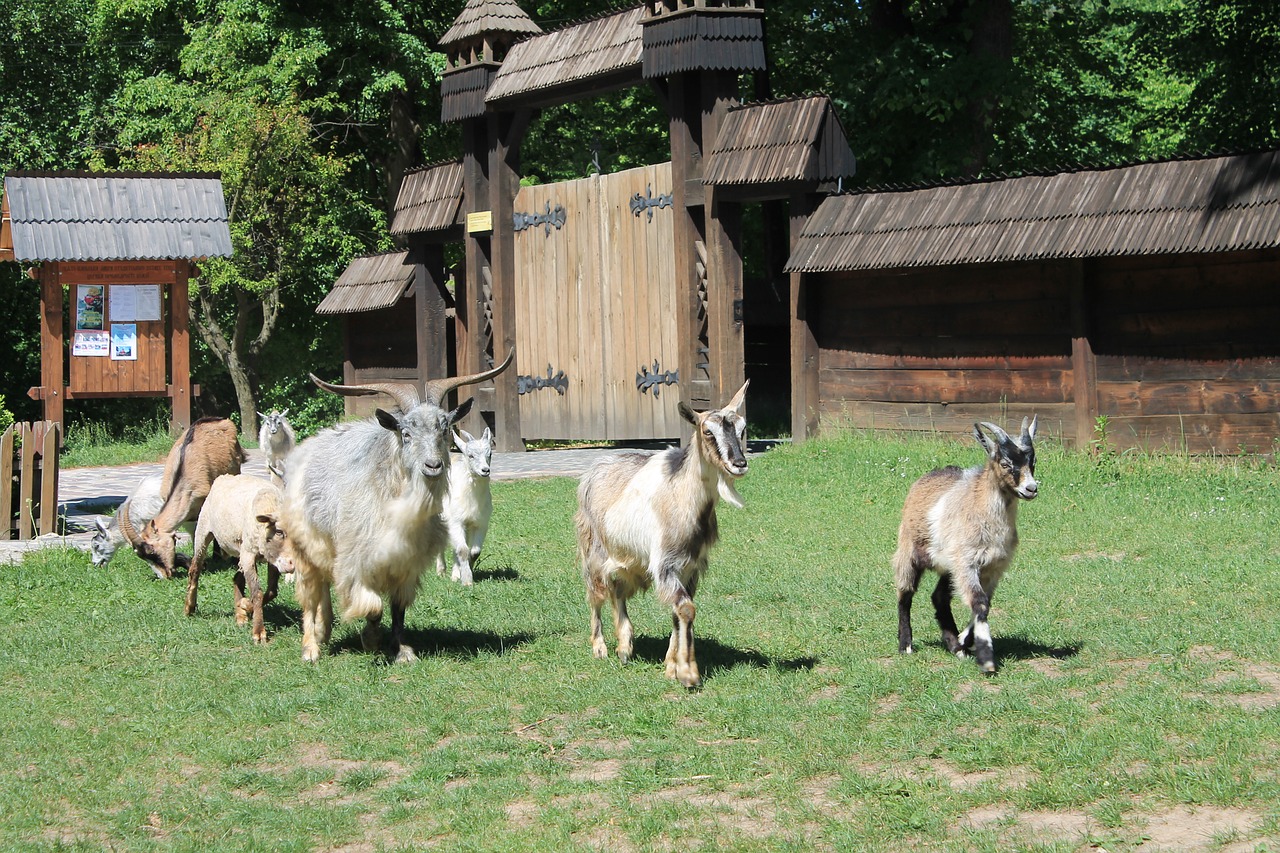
[2,421,61,540]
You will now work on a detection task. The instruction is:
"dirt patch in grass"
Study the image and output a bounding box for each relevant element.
[276,742,406,804]
[1142,805,1263,850]
[1190,645,1280,710]
[959,803,1268,850]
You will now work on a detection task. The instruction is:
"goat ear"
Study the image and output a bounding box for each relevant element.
[448,398,475,425]
[281,409,289,418]
[482,427,492,443]
[725,379,750,413]
[1021,415,1038,445]
[457,427,475,443]
[453,430,468,451]
[973,423,997,456]
[678,402,698,425]
[256,411,266,420]
[255,513,278,526]
[375,408,402,432]
[94,517,109,535]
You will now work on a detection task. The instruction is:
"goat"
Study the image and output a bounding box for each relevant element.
[434,427,494,587]
[577,381,749,689]
[257,409,295,486]
[184,474,295,643]
[123,417,246,580]
[281,352,513,663]
[893,416,1039,674]
[90,474,164,567]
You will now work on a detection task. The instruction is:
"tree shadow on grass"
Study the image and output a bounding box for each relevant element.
[627,634,818,681]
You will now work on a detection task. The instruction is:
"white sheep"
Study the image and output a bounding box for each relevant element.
[184,474,296,644]
[893,416,1039,673]
[435,427,494,587]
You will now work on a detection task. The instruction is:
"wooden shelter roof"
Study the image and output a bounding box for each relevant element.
[785,150,1280,273]
[1,171,232,262]
[390,161,465,236]
[640,3,766,78]
[704,95,856,187]
[486,6,645,108]
[316,251,414,315]
[439,0,542,48]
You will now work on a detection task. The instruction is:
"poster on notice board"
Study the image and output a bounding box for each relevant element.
[111,324,138,361]
[73,330,110,356]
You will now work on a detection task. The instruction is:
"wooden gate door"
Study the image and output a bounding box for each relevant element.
[514,163,681,440]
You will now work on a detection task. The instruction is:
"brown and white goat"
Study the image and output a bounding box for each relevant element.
[893,416,1039,673]
[124,417,246,579]
[185,474,296,643]
[577,381,749,689]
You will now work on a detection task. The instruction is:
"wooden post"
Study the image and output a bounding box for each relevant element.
[790,193,820,441]
[413,238,450,390]
[702,71,745,406]
[38,421,59,536]
[1069,259,1098,451]
[18,422,36,539]
[458,118,490,435]
[0,425,13,539]
[667,73,706,441]
[488,110,527,452]
[169,262,192,433]
[38,264,64,428]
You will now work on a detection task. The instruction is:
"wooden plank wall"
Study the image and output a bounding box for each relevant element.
[815,261,1076,442]
[1091,250,1280,454]
[2,421,60,540]
[514,163,681,440]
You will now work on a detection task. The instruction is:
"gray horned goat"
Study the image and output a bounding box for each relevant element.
[184,474,296,643]
[281,352,513,663]
[257,409,295,486]
[893,416,1039,673]
[434,427,494,587]
[577,381,749,689]
[125,417,246,579]
[90,474,164,568]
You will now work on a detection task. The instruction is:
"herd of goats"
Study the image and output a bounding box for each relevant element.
[89,354,1040,684]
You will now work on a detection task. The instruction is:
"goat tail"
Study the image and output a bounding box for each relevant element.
[892,532,926,597]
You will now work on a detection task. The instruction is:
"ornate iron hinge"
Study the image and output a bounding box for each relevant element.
[514,202,566,235]
[636,361,679,397]
[629,184,673,221]
[517,365,569,396]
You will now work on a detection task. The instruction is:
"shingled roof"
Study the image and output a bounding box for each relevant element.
[486,6,644,107]
[1,172,232,262]
[641,3,766,78]
[438,0,542,48]
[390,161,465,236]
[785,150,1280,273]
[316,251,414,315]
[704,95,856,187]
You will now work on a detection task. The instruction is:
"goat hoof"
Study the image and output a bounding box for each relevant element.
[900,645,914,655]
[394,646,418,664]
[301,644,321,663]
[252,630,268,645]
[617,650,630,665]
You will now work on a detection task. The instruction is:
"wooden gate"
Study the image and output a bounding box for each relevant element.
[514,163,682,440]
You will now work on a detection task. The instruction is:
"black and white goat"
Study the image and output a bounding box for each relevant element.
[435,427,494,586]
[576,381,749,688]
[893,416,1038,673]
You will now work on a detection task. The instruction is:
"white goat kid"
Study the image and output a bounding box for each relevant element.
[435,427,494,586]
[257,409,295,486]
[90,474,164,568]
[282,353,513,663]
[893,416,1039,673]
[577,381,749,689]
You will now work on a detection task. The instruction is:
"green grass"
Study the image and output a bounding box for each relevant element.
[59,418,181,469]
[3,431,1280,851]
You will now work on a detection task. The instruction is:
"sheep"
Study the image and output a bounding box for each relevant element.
[257,409,295,486]
[434,427,494,587]
[281,352,513,663]
[124,417,247,579]
[577,381,750,689]
[893,416,1039,674]
[90,474,164,567]
[184,474,296,643]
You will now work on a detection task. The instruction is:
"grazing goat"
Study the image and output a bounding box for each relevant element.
[577,381,750,689]
[257,409,295,486]
[893,416,1039,673]
[282,352,513,663]
[435,427,494,586]
[185,474,295,643]
[90,474,164,567]
[124,417,246,579]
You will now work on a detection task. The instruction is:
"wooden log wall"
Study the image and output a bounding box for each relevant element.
[815,261,1077,443]
[811,249,1280,454]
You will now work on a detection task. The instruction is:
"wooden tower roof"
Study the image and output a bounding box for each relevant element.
[438,0,541,48]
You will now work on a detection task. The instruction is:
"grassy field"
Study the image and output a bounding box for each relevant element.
[2,430,1279,851]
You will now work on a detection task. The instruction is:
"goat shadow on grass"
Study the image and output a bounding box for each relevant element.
[330,626,536,663]
[471,565,520,583]
[914,634,1082,668]
[628,635,818,681]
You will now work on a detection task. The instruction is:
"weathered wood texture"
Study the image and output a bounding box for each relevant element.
[513,163,682,440]
[811,250,1280,453]
[2,421,60,540]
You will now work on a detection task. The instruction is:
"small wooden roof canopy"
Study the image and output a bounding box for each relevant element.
[389,161,466,237]
[316,251,416,315]
[1,171,232,433]
[785,149,1280,273]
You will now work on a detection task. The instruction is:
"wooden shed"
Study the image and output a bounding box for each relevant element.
[0,171,232,433]
[784,150,1280,454]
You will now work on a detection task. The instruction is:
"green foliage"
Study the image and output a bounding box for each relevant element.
[0,393,13,433]
[2,436,1279,848]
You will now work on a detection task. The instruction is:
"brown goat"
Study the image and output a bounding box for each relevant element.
[122,417,246,579]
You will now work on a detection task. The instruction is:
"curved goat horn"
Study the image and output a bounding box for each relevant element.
[422,349,515,407]
[116,500,142,548]
[309,374,421,413]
